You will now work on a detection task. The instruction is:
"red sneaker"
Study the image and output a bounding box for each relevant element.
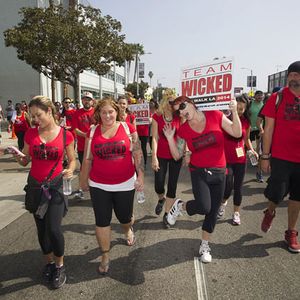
[285,230,300,253]
[261,209,275,232]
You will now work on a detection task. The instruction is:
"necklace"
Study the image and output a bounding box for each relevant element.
[163,114,173,122]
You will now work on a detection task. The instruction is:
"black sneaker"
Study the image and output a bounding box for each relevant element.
[52,265,66,289]
[155,198,166,215]
[42,263,56,282]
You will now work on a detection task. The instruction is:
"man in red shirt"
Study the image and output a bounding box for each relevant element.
[72,92,95,199]
[260,61,300,253]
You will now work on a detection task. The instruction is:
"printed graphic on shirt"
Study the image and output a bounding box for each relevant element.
[94,140,127,160]
[79,114,93,124]
[284,103,300,121]
[192,132,216,150]
[33,144,59,160]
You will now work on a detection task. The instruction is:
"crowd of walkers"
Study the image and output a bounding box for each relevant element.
[1,60,299,288]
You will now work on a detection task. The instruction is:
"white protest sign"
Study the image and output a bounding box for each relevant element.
[181,57,234,110]
[128,103,150,125]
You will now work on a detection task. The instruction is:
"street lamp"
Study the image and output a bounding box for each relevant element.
[241,67,253,95]
[137,51,152,98]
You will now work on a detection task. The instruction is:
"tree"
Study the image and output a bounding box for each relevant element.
[125,81,149,99]
[4,4,135,101]
[148,71,154,86]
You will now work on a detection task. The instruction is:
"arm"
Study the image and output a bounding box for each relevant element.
[222,99,242,138]
[261,116,275,173]
[24,112,31,127]
[15,142,31,166]
[74,128,87,138]
[151,119,160,171]
[62,141,76,179]
[244,126,259,159]
[256,116,264,136]
[80,137,93,191]
[132,137,144,191]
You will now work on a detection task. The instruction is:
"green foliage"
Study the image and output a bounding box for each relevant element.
[3,4,136,99]
[125,81,149,98]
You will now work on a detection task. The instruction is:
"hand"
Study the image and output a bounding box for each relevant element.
[261,159,271,173]
[134,179,144,192]
[151,156,160,172]
[163,123,175,140]
[62,168,73,180]
[252,150,259,160]
[80,182,89,192]
[228,98,238,113]
[184,154,191,167]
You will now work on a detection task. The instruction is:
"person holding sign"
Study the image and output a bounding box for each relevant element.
[218,94,258,225]
[163,96,241,263]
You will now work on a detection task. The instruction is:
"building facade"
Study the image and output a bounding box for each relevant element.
[0,0,126,107]
[268,70,287,93]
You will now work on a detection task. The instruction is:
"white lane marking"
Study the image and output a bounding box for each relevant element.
[194,257,209,300]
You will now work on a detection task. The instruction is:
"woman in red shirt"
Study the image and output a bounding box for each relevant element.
[118,96,136,127]
[151,90,183,228]
[163,96,242,263]
[80,98,144,275]
[218,94,258,225]
[13,102,31,150]
[14,96,76,288]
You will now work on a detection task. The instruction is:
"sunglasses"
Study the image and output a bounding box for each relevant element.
[64,101,71,104]
[293,97,300,113]
[169,100,176,106]
[178,102,188,111]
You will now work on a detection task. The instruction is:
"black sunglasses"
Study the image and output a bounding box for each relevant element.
[293,97,300,113]
[178,102,188,111]
[169,100,176,106]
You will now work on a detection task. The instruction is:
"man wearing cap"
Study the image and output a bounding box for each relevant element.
[260,61,300,253]
[72,92,95,199]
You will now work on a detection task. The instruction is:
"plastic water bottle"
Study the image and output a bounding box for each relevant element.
[63,178,72,195]
[247,150,258,166]
[136,190,145,204]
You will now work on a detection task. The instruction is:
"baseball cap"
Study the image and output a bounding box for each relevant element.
[82,92,93,99]
[287,61,300,75]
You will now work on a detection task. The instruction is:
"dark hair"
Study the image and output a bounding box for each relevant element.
[254,90,263,96]
[236,93,250,123]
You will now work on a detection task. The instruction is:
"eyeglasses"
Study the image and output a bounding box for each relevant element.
[293,97,300,113]
[169,100,176,106]
[64,101,71,104]
[178,102,188,111]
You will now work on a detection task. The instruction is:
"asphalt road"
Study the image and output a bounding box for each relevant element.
[0,145,299,300]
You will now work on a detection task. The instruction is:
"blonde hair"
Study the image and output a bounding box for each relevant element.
[93,97,121,123]
[29,95,56,117]
[158,89,176,115]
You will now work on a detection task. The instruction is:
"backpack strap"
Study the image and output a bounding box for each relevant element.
[121,122,133,151]
[86,124,98,160]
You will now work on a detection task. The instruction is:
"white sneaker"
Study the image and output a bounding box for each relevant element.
[232,212,241,225]
[167,199,183,225]
[74,190,84,200]
[217,202,227,219]
[199,241,212,263]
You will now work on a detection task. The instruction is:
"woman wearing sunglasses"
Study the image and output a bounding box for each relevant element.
[151,89,184,228]
[163,96,241,263]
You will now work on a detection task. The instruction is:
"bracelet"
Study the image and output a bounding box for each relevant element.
[261,153,271,159]
[260,157,270,160]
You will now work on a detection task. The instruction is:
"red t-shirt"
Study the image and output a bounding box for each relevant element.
[63,109,76,127]
[24,127,74,183]
[261,87,300,162]
[14,111,29,133]
[126,113,135,124]
[178,110,226,168]
[137,124,149,136]
[88,122,136,184]
[224,116,250,164]
[72,108,94,151]
[152,113,181,159]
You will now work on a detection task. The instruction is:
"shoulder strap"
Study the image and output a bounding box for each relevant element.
[86,124,98,160]
[275,89,283,111]
[121,122,133,151]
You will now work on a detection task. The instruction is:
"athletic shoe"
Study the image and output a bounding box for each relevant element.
[52,265,66,289]
[261,209,276,233]
[217,202,227,219]
[163,213,171,229]
[74,190,84,200]
[155,197,166,215]
[256,172,264,183]
[285,230,300,253]
[232,212,241,225]
[199,241,212,263]
[167,199,183,225]
[42,262,56,282]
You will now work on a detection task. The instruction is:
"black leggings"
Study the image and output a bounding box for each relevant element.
[186,167,225,233]
[154,157,182,199]
[16,131,25,151]
[34,191,65,257]
[139,136,148,165]
[223,163,246,206]
[90,187,135,227]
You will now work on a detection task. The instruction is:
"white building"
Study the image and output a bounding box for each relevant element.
[0,0,126,107]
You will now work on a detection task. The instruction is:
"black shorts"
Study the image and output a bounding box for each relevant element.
[77,151,84,166]
[264,157,300,203]
[7,116,12,122]
[250,130,260,142]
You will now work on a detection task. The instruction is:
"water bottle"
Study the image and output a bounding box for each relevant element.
[136,190,145,204]
[63,178,72,195]
[247,150,258,166]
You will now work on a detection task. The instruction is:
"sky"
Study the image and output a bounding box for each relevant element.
[88,0,300,94]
